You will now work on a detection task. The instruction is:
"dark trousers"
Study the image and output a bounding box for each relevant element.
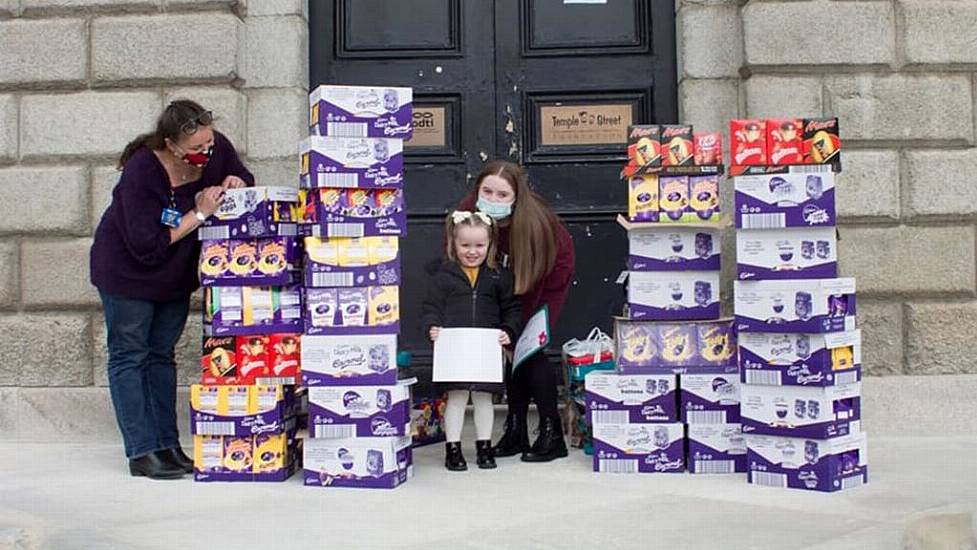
[99,291,190,458]
[506,350,560,423]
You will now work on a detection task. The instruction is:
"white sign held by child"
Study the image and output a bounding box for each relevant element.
[433,328,504,383]
[514,306,550,370]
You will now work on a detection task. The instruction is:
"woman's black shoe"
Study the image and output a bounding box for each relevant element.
[445,442,468,471]
[521,417,568,463]
[492,412,529,458]
[475,440,497,469]
[164,447,194,474]
[129,450,186,479]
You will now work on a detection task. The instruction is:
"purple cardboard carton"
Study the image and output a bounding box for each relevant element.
[189,384,297,437]
[308,380,412,438]
[199,186,299,240]
[740,330,862,387]
[585,372,678,424]
[679,373,741,424]
[746,431,868,492]
[192,427,301,482]
[687,423,747,474]
[735,172,836,229]
[303,286,399,336]
[626,226,721,271]
[299,188,406,238]
[614,317,737,375]
[303,435,412,489]
[202,285,304,336]
[300,136,404,189]
[626,271,720,321]
[592,422,685,473]
[734,278,856,333]
[301,334,398,386]
[310,85,413,139]
[303,236,400,288]
[737,227,838,280]
[199,237,302,287]
[740,382,861,439]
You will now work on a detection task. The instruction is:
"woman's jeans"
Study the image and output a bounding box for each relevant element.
[99,291,190,459]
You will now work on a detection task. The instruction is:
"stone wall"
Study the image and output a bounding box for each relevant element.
[678,0,977,376]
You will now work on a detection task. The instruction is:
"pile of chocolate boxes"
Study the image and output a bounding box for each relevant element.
[730,117,868,492]
[298,85,415,489]
[589,123,741,474]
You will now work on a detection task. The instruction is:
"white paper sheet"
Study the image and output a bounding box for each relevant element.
[513,306,550,369]
[432,328,503,383]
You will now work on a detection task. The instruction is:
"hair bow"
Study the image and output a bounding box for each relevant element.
[451,210,492,225]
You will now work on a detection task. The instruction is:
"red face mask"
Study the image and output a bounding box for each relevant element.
[181,145,213,167]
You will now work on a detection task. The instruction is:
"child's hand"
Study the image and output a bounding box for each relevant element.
[498,331,511,346]
[429,326,441,342]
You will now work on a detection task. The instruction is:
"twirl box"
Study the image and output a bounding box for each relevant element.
[592,422,685,473]
[736,226,838,280]
[199,186,299,240]
[303,286,399,335]
[615,318,737,374]
[626,270,720,321]
[740,382,861,439]
[625,226,720,271]
[301,334,398,386]
[739,330,861,387]
[202,285,303,336]
[734,278,856,333]
[309,85,413,139]
[307,380,412,438]
[199,237,301,287]
[193,427,301,482]
[584,372,678,423]
[747,431,867,492]
[299,188,406,238]
[687,424,746,474]
[734,172,836,229]
[300,136,404,189]
[303,435,412,489]
[189,384,298,436]
[304,236,400,287]
[679,373,741,424]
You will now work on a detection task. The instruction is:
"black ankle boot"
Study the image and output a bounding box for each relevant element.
[164,447,194,474]
[129,450,186,480]
[521,417,568,463]
[445,442,468,471]
[492,412,529,458]
[475,440,497,469]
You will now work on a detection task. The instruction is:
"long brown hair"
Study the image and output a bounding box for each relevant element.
[474,160,558,295]
[117,100,211,169]
[444,210,499,270]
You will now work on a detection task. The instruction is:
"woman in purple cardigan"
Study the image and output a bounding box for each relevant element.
[90,100,253,479]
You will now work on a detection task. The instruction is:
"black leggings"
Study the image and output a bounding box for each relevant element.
[506,350,559,422]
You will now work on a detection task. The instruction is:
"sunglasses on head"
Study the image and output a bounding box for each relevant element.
[180,110,213,135]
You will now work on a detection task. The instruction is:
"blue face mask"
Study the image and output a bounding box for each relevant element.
[476,197,513,220]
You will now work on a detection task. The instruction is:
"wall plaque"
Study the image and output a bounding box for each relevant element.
[539,104,632,146]
[406,106,446,147]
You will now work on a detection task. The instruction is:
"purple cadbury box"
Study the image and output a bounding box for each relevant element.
[199,237,302,287]
[303,435,412,489]
[679,373,741,424]
[747,431,868,492]
[300,136,404,189]
[614,318,737,375]
[585,372,678,424]
[592,422,685,473]
[687,423,747,474]
[300,188,407,238]
[739,382,861,439]
[310,85,413,139]
[307,383,412,438]
[202,285,304,336]
[735,172,836,229]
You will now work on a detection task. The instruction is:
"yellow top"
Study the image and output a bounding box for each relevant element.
[461,265,479,287]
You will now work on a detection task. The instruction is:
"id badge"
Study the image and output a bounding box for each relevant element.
[160,208,182,228]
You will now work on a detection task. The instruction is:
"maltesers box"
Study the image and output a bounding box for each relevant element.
[301,334,398,386]
[592,422,685,473]
[584,372,678,424]
[736,226,838,280]
[739,330,861,387]
[303,435,412,489]
[679,373,741,424]
[189,384,298,437]
[300,136,404,189]
[199,237,301,287]
[199,186,299,241]
[298,188,406,238]
[303,236,400,287]
[303,286,399,336]
[614,317,737,374]
[740,382,861,439]
[734,172,836,229]
[309,84,413,139]
[202,285,304,336]
[307,380,412,438]
[687,423,747,474]
[734,278,856,334]
[625,225,720,272]
[746,431,867,492]
[626,270,720,321]
[192,427,301,482]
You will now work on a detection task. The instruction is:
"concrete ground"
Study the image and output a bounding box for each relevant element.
[1,434,975,550]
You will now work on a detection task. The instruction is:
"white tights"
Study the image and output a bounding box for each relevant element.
[444,390,494,443]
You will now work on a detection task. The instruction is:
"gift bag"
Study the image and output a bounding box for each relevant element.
[560,328,615,454]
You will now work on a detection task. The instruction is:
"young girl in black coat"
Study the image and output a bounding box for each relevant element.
[423,211,521,471]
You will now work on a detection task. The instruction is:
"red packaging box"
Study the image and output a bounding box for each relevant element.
[264,334,301,385]
[730,119,767,166]
[661,125,695,167]
[693,132,723,165]
[767,119,804,165]
[202,336,238,385]
[237,335,271,381]
[802,118,841,164]
[627,125,662,173]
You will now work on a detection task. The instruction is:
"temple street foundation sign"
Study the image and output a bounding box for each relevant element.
[539,104,632,146]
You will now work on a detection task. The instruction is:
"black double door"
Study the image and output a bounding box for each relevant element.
[310,0,677,366]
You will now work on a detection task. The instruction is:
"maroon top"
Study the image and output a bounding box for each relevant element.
[456,194,575,326]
